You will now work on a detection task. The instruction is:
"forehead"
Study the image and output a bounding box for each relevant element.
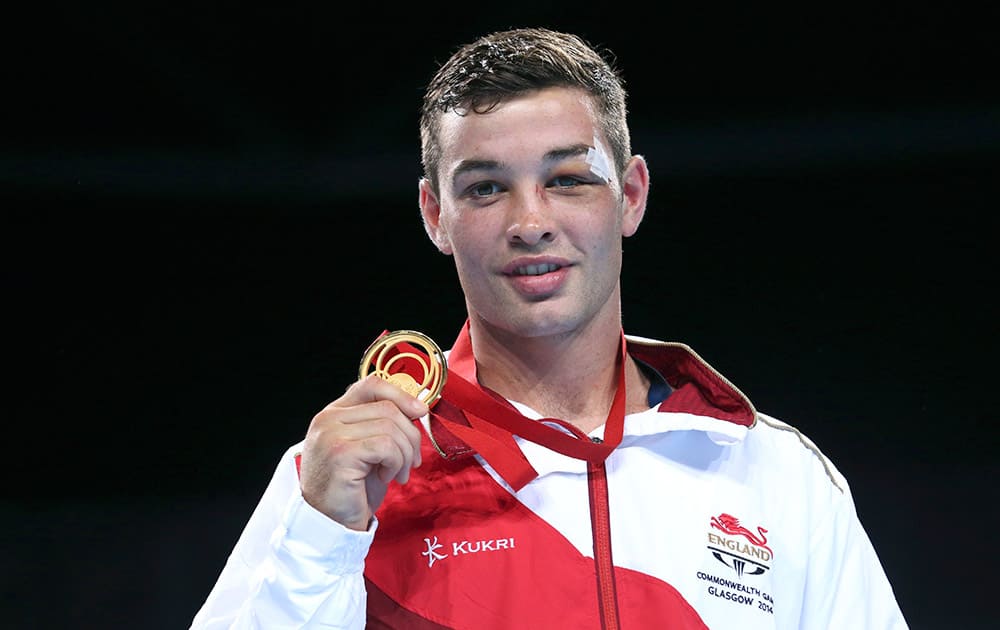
[436,87,602,168]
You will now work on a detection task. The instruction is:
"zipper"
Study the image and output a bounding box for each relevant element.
[588,455,621,630]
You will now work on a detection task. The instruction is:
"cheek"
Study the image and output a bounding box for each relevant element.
[577,212,623,251]
[445,211,496,253]
[445,227,489,275]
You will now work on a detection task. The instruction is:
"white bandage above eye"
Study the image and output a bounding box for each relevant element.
[586,136,613,183]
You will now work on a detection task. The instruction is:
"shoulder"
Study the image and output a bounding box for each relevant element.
[748,412,850,496]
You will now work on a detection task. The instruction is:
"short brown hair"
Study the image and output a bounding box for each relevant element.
[420,27,631,194]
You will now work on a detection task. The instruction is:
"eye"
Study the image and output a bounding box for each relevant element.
[467,181,503,197]
[548,175,584,188]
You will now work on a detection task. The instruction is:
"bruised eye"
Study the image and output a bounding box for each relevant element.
[548,175,584,188]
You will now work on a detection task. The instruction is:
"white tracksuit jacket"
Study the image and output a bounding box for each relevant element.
[191,334,908,629]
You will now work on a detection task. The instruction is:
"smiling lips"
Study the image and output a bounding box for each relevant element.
[504,260,570,296]
[512,262,561,276]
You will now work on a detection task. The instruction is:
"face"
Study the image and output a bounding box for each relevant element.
[419,87,649,340]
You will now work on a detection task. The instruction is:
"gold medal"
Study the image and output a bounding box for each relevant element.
[359,330,447,406]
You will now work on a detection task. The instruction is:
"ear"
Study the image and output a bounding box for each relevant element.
[619,155,650,237]
[418,178,453,255]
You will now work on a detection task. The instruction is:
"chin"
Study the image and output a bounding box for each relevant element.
[489,309,588,340]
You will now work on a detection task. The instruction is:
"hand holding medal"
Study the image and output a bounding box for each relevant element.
[299,331,441,531]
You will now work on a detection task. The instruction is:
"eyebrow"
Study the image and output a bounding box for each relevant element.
[451,159,504,182]
[449,143,594,185]
[543,143,592,163]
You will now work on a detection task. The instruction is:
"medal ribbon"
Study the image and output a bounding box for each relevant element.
[380,321,627,491]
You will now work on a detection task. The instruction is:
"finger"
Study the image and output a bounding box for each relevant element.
[324,375,426,468]
[322,410,420,475]
[353,432,411,484]
[332,374,430,419]
[315,398,423,469]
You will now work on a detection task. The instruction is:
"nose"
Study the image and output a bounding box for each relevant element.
[506,186,556,246]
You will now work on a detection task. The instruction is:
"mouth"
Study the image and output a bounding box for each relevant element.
[511,263,562,276]
[503,260,571,297]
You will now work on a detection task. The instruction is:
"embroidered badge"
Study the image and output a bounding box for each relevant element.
[697,512,776,615]
[706,512,773,576]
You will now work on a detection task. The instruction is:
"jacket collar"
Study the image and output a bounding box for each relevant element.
[425,330,758,461]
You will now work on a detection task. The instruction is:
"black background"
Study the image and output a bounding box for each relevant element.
[3,4,997,628]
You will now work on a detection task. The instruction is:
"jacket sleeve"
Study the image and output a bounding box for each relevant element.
[800,470,909,629]
[189,443,376,629]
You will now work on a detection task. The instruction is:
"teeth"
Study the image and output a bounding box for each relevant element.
[516,263,559,276]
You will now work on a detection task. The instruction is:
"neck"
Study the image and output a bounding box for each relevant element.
[467,313,650,433]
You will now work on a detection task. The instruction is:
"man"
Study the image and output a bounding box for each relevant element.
[191,28,907,628]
